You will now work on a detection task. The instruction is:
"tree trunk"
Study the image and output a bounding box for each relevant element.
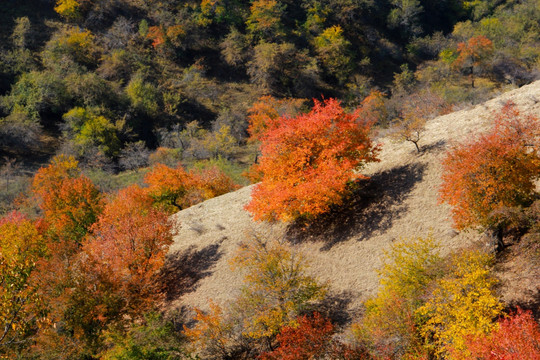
[413,140,421,153]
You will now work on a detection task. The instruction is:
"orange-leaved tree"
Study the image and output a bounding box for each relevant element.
[453,35,493,88]
[359,90,388,125]
[32,155,103,247]
[183,301,239,359]
[144,163,195,212]
[439,102,540,234]
[246,98,379,222]
[247,95,305,143]
[190,165,240,201]
[82,185,174,315]
[144,163,239,213]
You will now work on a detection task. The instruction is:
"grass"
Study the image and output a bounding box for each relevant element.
[165,80,540,321]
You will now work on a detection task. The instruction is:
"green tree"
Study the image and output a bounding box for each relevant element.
[101,312,187,360]
[62,107,122,158]
[5,17,36,74]
[126,74,161,117]
[41,27,99,69]
[247,41,320,96]
[3,71,68,121]
[388,0,424,38]
[246,0,286,41]
[202,125,238,159]
[314,25,353,83]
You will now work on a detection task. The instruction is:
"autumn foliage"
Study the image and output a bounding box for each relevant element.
[0,212,46,354]
[439,102,540,230]
[184,237,327,357]
[359,90,388,125]
[259,312,334,360]
[82,185,174,314]
[357,237,504,359]
[144,163,195,211]
[190,165,240,201]
[417,250,503,358]
[453,35,493,88]
[32,155,103,245]
[462,308,540,360]
[230,238,326,342]
[247,95,305,143]
[144,162,239,213]
[183,302,237,359]
[246,98,379,222]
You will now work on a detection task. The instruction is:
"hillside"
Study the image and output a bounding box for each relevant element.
[167,81,540,318]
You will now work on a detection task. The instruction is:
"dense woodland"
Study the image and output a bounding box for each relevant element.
[0,0,540,359]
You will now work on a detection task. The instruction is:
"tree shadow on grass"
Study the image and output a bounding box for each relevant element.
[316,290,357,327]
[160,243,223,301]
[285,162,426,251]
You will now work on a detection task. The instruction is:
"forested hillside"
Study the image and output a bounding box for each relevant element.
[1,0,539,200]
[0,0,539,359]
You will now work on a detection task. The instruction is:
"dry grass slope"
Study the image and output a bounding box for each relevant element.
[167,81,540,318]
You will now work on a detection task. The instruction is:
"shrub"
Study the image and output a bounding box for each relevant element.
[229,238,327,343]
[185,237,326,357]
[461,308,540,360]
[259,312,334,360]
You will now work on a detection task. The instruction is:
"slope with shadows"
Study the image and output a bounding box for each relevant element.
[166,81,540,317]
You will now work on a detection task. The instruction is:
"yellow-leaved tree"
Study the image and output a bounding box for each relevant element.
[230,237,326,343]
[185,236,326,357]
[54,0,80,20]
[356,238,503,359]
[0,212,47,356]
[417,250,503,359]
[357,237,445,359]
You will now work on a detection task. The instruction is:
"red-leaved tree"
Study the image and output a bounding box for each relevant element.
[260,312,334,360]
[246,98,379,222]
[439,102,540,233]
[260,312,367,360]
[460,308,540,360]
